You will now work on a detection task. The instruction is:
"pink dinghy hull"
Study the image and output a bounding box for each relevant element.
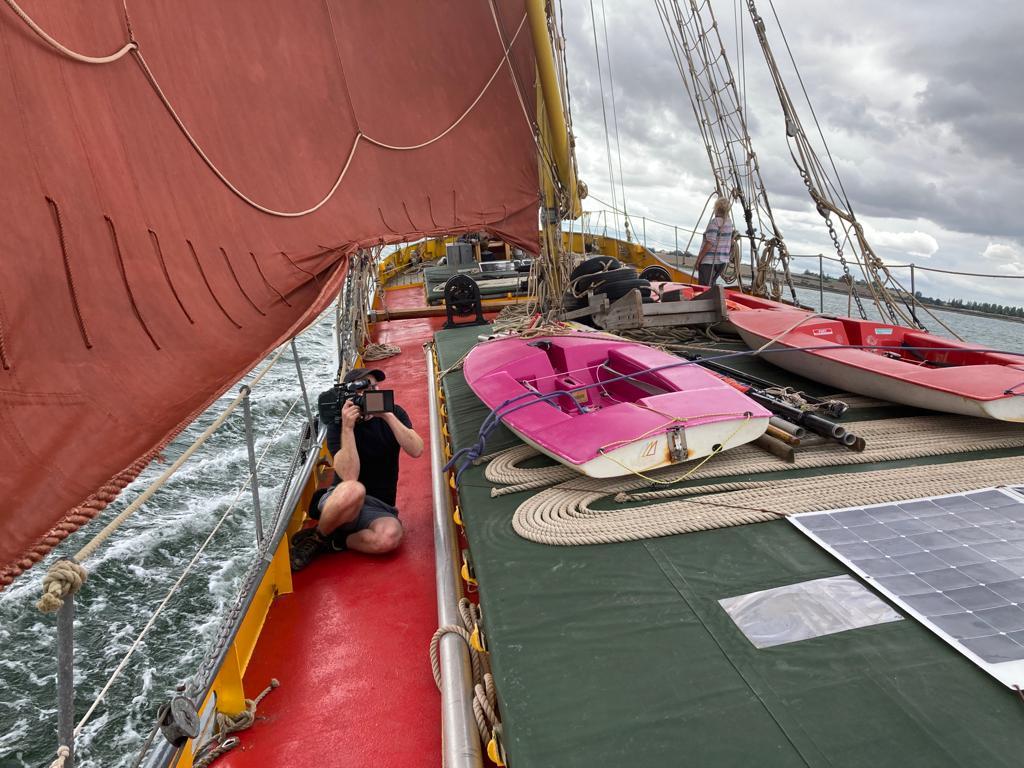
[463,333,770,477]
[729,309,1024,421]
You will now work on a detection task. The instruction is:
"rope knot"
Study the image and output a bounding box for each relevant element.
[47,745,70,768]
[37,558,88,613]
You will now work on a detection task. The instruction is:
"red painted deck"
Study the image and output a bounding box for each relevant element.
[223,286,444,768]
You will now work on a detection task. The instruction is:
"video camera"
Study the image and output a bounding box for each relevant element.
[317,377,395,425]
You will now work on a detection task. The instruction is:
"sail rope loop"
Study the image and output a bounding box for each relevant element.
[2,0,137,63]
[5,0,531,219]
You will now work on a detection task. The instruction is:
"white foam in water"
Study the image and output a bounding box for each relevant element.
[0,310,336,767]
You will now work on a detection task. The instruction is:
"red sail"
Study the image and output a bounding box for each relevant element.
[0,0,539,585]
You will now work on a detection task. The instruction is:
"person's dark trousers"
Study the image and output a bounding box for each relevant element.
[698,262,726,286]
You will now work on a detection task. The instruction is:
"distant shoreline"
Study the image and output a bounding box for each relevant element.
[661,254,1024,326]
[787,275,1024,326]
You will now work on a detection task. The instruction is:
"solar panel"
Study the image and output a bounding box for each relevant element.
[792,488,1024,689]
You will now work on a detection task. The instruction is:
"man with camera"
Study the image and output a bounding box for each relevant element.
[290,367,423,571]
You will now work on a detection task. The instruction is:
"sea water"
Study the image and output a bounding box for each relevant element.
[1,300,1022,767]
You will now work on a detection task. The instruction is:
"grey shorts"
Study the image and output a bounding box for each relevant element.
[310,487,400,548]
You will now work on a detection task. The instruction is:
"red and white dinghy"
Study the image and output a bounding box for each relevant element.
[463,333,770,477]
[729,309,1024,421]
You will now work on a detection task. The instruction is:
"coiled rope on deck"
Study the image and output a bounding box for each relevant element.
[486,415,1024,498]
[512,455,1024,546]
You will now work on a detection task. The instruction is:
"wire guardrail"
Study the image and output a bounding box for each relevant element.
[36,320,327,768]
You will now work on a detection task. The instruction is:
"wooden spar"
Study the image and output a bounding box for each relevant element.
[368,300,525,323]
[754,433,796,463]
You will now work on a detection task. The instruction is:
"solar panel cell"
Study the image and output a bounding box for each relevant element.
[792,488,1024,689]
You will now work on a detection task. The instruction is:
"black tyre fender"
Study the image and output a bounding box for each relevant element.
[640,265,672,282]
[595,278,652,301]
[571,267,639,294]
[569,255,621,282]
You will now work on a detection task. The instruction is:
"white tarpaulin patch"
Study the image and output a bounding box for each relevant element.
[720,574,902,649]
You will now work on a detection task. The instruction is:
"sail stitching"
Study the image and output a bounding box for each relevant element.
[248,251,292,307]
[147,229,195,324]
[104,216,160,350]
[45,197,92,349]
[218,247,266,317]
[185,240,242,329]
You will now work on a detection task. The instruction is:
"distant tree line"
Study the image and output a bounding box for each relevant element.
[799,269,1024,318]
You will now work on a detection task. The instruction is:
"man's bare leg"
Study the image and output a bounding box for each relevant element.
[316,481,365,535]
[345,516,403,554]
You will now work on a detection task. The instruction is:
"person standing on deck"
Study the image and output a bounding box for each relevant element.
[693,196,734,287]
[290,368,424,571]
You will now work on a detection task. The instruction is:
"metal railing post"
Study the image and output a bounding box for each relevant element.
[240,386,264,545]
[56,586,76,768]
[818,254,824,312]
[674,226,679,265]
[910,263,918,325]
[290,339,316,444]
[642,216,647,249]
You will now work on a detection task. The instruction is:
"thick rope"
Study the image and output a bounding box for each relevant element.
[486,415,1024,499]
[361,342,401,361]
[429,599,499,743]
[36,559,88,613]
[2,0,137,63]
[191,679,279,768]
[46,745,70,768]
[512,454,1024,546]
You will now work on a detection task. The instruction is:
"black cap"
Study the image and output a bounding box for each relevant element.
[343,367,385,384]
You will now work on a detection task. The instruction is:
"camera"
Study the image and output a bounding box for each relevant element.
[317,378,395,425]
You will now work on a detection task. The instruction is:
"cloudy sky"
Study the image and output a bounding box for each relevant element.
[557,0,1024,307]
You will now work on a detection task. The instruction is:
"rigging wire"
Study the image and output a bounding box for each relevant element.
[599,0,632,240]
[588,0,621,235]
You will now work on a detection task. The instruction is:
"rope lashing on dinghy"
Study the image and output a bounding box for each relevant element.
[596,413,753,486]
[1004,380,1024,395]
[512,455,1024,546]
[446,342,1024,480]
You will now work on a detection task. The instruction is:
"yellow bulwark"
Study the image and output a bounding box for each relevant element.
[174,441,333,768]
[381,231,693,286]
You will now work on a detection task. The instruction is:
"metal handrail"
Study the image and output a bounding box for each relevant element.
[426,343,483,768]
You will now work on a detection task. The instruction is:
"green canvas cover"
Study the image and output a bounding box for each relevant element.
[436,325,1024,767]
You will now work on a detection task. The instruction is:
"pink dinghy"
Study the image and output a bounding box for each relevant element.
[729,309,1024,421]
[463,333,770,478]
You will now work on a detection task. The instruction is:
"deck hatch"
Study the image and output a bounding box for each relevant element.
[792,488,1024,688]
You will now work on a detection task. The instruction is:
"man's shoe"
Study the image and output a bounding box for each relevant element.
[290,527,329,571]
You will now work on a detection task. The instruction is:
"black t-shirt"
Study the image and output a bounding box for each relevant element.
[325,405,412,507]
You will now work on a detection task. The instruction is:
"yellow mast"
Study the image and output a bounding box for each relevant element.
[526,0,581,218]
